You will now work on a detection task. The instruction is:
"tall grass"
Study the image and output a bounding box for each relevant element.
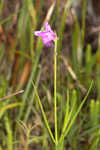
[0,0,100,149]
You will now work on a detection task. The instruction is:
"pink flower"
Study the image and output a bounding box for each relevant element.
[34,22,56,47]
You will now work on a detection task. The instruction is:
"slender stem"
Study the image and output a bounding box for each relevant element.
[54,36,58,144]
[25,142,28,150]
[0,90,24,101]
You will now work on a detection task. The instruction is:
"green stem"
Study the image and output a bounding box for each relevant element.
[54,36,58,144]
[25,143,28,150]
[55,140,64,150]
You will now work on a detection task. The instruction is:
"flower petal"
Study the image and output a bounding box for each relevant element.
[43,40,53,47]
[34,31,43,36]
[44,22,51,31]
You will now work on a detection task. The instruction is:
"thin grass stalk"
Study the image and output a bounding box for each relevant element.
[54,36,58,145]
[81,0,87,46]
[85,44,92,84]
[30,21,34,61]
[17,49,41,121]
[0,0,4,15]
[59,81,93,143]
[27,0,36,59]
[62,90,70,133]
[96,33,100,100]
[79,0,87,68]
[72,16,80,72]
[35,0,44,22]
[27,0,36,24]
[24,69,41,122]
[61,90,77,135]
[0,103,21,119]
[5,116,13,150]
[32,82,56,144]
[90,100,100,150]
[0,146,3,150]
[58,0,72,51]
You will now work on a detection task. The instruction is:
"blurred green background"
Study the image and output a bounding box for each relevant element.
[0,0,100,149]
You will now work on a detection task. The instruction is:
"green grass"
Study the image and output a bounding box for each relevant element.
[0,0,100,150]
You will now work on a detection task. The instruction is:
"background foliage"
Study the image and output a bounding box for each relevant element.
[0,0,100,149]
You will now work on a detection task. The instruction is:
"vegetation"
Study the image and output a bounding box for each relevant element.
[0,0,100,149]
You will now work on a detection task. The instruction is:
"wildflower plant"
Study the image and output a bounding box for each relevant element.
[34,22,93,150]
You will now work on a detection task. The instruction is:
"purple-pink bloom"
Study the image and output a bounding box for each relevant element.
[34,22,56,47]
